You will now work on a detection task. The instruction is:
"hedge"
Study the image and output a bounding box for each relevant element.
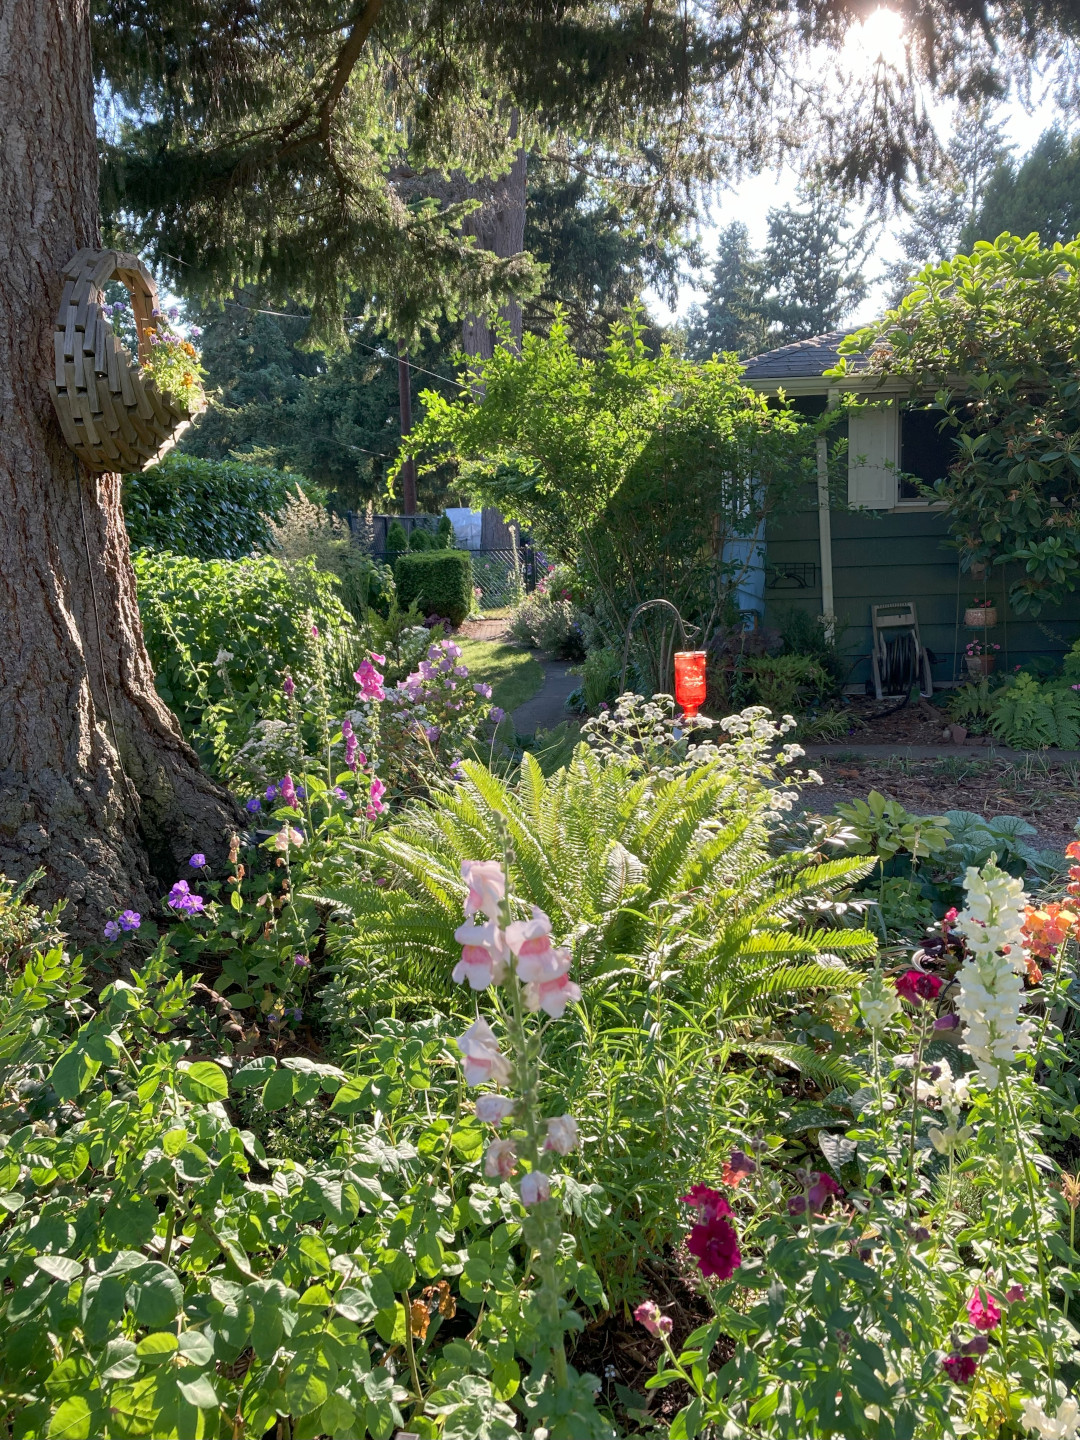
[122,453,293,559]
[394,549,474,626]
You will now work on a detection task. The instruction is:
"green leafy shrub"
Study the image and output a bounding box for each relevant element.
[582,646,621,713]
[408,525,433,550]
[436,515,454,548]
[742,653,834,715]
[507,565,585,658]
[939,809,1039,875]
[394,550,474,626]
[385,519,408,554]
[134,551,356,733]
[123,453,293,559]
[989,672,1080,749]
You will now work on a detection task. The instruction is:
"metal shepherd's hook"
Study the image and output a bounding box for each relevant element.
[619,599,702,695]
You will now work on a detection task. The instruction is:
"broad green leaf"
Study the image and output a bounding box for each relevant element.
[128,1264,184,1328]
[49,1045,100,1100]
[34,1255,82,1283]
[47,1396,97,1440]
[285,1344,336,1416]
[177,1061,229,1103]
[136,1332,179,1364]
[261,1066,296,1111]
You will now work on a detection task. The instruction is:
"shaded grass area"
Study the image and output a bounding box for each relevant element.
[457,638,544,714]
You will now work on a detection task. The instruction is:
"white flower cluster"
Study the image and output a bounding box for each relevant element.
[917,1058,974,1155]
[1022,1396,1080,1439]
[953,862,1035,1089]
[857,962,900,1033]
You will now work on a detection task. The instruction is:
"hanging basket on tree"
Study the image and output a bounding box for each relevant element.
[49,248,205,473]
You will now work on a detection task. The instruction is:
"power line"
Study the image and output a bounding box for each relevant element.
[221,298,456,385]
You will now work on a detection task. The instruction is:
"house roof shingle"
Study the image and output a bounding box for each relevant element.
[740,329,867,381]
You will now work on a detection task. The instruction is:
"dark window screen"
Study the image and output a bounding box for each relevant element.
[899,409,956,499]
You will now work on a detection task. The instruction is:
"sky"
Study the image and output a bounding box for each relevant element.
[646,6,1069,331]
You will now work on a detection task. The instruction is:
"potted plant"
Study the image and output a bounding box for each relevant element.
[964,637,1000,675]
[964,597,998,628]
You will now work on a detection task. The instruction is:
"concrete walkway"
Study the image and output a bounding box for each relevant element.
[803,742,1080,764]
[511,659,579,735]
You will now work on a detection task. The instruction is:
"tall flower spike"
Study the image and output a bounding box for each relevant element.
[953,861,1035,1087]
[857,961,901,1031]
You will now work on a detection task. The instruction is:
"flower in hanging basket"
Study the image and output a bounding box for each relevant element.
[112,308,206,415]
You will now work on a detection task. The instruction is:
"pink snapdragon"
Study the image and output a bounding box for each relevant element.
[462,859,506,919]
[544,1115,579,1154]
[484,1138,519,1178]
[456,1018,511,1087]
[967,1286,1001,1332]
[519,1171,551,1206]
[452,919,509,989]
[506,906,581,1016]
[475,1094,516,1124]
[634,1300,673,1338]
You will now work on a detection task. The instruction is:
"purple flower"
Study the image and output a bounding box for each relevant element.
[332,786,348,802]
[934,1013,960,1031]
[189,852,206,868]
[491,707,505,723]
[294,953,311,967]
[189,325,203,338]
[295,785,307,801]
[103,919,121,942]
[474,682,492,699]
[246,796,262,813]
[354,657,385,702]
[424,725,441,743]
[292,1008,303,1023]
[167,879,205,916]
[265,783,279,801]
[118,910,141,932]
[279,774,299,810]
[283,674,295,699]
[311,623,319,638]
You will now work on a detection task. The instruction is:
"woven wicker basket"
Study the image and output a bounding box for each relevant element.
[50,248,204,473]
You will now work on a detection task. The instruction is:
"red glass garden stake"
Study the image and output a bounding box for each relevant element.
[674,650,707,719]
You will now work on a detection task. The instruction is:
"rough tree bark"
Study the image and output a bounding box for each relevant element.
[0,0,238,927]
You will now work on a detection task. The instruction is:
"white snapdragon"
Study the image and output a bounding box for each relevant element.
[857,962,901,1033]
[919,1059,975,1155]
[953,862,1035,1088]
[1021,1396,1080,1439]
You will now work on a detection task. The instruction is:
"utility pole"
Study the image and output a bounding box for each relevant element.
[397,344,418,514]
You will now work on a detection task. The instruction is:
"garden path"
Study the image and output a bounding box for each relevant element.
[511,659,579,735]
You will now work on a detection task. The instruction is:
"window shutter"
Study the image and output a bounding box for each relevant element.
[847,401,898,509]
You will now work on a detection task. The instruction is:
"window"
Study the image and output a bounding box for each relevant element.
[898,408,956,501]
[847,400,898,509]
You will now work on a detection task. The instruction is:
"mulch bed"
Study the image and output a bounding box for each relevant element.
[803,752,1080,854]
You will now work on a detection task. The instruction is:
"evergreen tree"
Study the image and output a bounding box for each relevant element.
[5,0,1080,915]
[183,301,457,512]
[684,222,768,359]
[760,188,868,342]
[975,126,1080,245]
[885,101,1011,300]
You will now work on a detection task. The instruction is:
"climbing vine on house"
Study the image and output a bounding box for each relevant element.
[833,233,1080,614]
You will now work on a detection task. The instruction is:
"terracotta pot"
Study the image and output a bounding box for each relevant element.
[965,652,996,676]
[964,606,997,628]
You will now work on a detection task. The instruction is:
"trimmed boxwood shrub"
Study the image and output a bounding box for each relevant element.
[395,549,474,626]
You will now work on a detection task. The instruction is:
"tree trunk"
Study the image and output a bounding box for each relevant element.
[461,130,527,359]
[0,0,238,928]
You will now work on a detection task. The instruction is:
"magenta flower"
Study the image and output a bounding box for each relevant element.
[1006,1284,1025,1303]
[967,1287,1001,1332]
[366,775,386,819]
[354,657,386,702]
[895,969,944,1004]
[942,1354,978,1384]
[294,953,311,967]
[283,674,295,699]
[685,1202,741,1281]
[279,774,299,810]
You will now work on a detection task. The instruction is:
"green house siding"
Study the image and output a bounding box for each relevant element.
[765,496,1080,685]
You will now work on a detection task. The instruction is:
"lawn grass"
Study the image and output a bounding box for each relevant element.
[458,638,544,715]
